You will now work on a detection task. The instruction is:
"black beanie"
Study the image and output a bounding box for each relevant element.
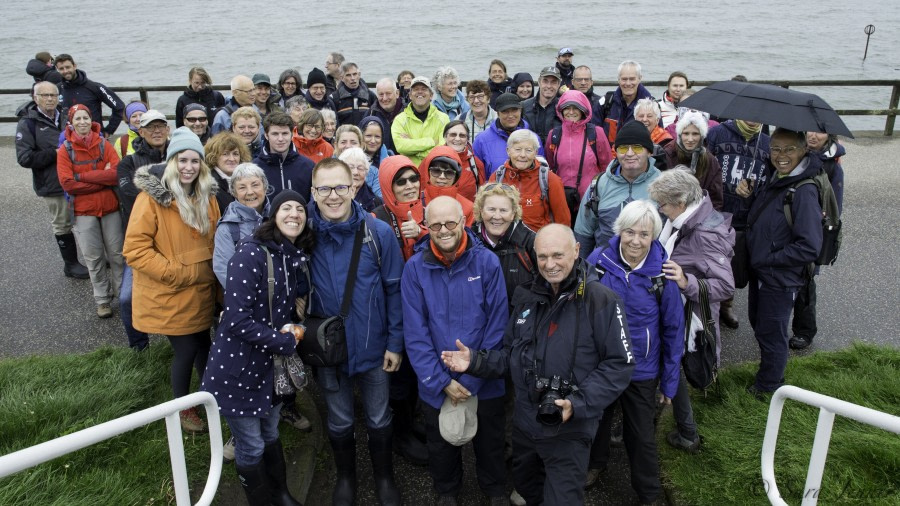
[307,68,327,88]
[268,189,306,218]
[614,120,653,153]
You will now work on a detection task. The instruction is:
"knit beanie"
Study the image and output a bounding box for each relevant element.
[268,189,306,218]
[307,67,327,88]
[167,127,205,161]
[125,102,148,121]
[67,103,91,124]
[184,103,208,116]
[675,110,709,139]
[614,120,653,152]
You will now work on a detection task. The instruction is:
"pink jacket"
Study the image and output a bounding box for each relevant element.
[546,90,612,196]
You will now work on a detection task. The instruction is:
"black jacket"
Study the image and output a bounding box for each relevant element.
[252,142,314,202]
[556,62,574,89]
[329,82,377,127]
[211,169,235,215]
[26,58,62,84]
[59,70,124,137]
[472,221,537,314]
[522,96,561,150]
[175,87,226,128]
[467,259,634,440]
[15,102,67,197]
[117,137,167,224]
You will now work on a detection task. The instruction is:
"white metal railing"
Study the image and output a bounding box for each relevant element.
[761,385,900,506]
[0,391,223,505]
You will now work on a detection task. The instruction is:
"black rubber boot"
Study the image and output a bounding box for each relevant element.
[236,460,273,506]
[368,426,401,506]
[330,433,357,506]
[389,398,428,466]
[57,233,90,279]
[263,439,303,506]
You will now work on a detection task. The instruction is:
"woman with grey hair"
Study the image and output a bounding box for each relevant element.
[634,98,672,147]
[213,163,270,287]
[649,168,735,453]
[339,147,383,212]
[584,199,684,505]
[431,66,470,120]
[320,108,337,143]
[488,128,570,230]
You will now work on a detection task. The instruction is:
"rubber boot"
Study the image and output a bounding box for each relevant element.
[368,426,401,506]
[389,398,428,466]
[330,433,357,506]
[263,439,303,506]
[236,460,273,506]
[57,233,89,279]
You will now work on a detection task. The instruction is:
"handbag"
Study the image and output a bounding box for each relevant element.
[298,224,365,367]
[682,279,718,390]
[260,246,308,396]
[561,131,590,221]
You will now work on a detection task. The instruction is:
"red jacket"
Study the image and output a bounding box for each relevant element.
[292,128,334,163]
[418,146,475,226]
[488,159,571,230]
[57,122,120,216]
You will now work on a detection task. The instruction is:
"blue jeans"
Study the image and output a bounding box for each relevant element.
[119,264,148,350]
[225,403,282,467]
[749,280,797,391]
[316,364,391,438]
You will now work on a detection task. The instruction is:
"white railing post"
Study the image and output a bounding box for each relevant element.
[166,412,191,505]
[802,409,835,505]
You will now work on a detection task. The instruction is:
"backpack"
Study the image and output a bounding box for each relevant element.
[783,159,842,267]
[584,171,609,218]
[63,139,106,169]
[493,160,550,202]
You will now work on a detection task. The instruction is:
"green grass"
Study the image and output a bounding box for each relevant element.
[659,342,900,506]
[0,344,307,505]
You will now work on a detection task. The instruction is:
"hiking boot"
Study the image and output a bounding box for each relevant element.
[180,407,207,434]
[746,384,773,402]
[97,303,113,319]
[789,335,812,350]
[509,489,526,506]
[223,436,235,462]
[666,430,701,454]
[720,305,739,329]
[584,466,606,489]
[57,233,90,279]
[280,404,311,431]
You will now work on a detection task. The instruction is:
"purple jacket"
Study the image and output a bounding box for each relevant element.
[667,195,735,364]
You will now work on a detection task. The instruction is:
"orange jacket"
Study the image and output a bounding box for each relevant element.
[56,122,121,216]
[651,125,673,146]
[488,159,570,230]
[292,129,334,163]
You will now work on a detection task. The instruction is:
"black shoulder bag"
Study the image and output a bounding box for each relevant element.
[299,224,365,367]
[682,279,717,391]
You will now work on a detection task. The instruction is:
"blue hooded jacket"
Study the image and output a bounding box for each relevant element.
[401,230,508,409]
[308,201,405,375]
[588,237,684,398]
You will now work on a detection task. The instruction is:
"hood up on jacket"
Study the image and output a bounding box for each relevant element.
[556,89,592,132]
[512,73,535,98]
[418,146,475,225]
[379,155,426,259]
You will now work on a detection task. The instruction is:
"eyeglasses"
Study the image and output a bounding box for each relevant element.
[427,218,463,232]
[615,144,646,155]
[770,146,801,155]
[394,174,420,186]
[467,93,487,102]
[446,132,468,140]
[36,93,59,98]
[303,124,324,132]
[143,123,168,132]
[235,88,256,94]
[185,116,207,123]
[314,185,351,197]
[429,167,457,178]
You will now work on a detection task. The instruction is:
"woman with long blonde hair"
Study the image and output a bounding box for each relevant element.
[123,127,221,434]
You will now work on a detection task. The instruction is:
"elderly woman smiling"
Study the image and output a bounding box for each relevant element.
[634,98,672,147]
[212,163,270,287]
[339,146,383,212]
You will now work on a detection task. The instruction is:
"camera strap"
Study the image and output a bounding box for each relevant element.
[534,282,582,385]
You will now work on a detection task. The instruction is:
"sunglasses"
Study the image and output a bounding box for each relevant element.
[429,167,457,178]
[615,144,646,155]
[185,116,208,123]
[427,218,463,232]
[394,174,420,186]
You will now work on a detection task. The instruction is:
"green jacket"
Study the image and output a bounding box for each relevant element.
[390,104,449,165]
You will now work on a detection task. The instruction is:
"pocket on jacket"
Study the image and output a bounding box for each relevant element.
[176,247,213,265]
[225,342,261,391]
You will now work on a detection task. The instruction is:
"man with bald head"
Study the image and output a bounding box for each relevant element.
[16,81,89,278]
[370,78,404,152]
[401,196,508,505]
[211,75,259,134]
[441,223,634,505]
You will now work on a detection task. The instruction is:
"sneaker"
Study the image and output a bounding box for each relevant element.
[666,430,701,454]
[179,407,207,434]
[223,436,235,462]
[280,404,311,431]
[583,467,606,489]
[789,335,812,350]
[509,489,526,506]
[97,303,113,319]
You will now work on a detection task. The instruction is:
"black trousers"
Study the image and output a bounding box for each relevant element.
[166,331,211,398]
[792,275,818,341]
[511,425,592,506]
[422,395,506,498]
[591,379,661,504]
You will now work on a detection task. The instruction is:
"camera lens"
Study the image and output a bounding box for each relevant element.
[536,390,563,426]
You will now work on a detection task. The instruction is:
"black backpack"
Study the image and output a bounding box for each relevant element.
[783,159,842,267]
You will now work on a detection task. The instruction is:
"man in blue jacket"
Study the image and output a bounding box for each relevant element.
[55,54,124,138]
[741,129,822,399]
[252,111,314,201]
[401,196,508,505]
[599,60,654,144]
[308,158,404,506]
[442,224,634,505]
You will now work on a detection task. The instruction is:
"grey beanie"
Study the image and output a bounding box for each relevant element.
[166,127,205,161]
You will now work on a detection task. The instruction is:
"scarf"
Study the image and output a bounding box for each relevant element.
[676,140,704,175]
[433,92,461,115]
[735,119,761,142]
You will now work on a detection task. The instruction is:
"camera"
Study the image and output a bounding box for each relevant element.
[533,375,576,426]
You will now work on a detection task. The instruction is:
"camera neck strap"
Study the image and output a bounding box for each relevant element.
[534,283,582,385]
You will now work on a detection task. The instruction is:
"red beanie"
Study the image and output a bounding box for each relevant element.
[67,104,91,124]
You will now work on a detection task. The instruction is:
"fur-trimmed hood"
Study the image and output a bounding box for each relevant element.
[133,163,218,207]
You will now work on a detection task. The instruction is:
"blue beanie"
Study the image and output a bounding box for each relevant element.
[167,127,205,161]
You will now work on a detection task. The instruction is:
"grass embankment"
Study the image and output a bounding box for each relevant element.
[659,343,900,505]
[0,344,308,505]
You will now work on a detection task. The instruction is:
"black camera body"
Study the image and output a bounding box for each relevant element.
[533,375,577,426]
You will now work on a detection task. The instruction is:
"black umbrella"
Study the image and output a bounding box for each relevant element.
[679,81,853,138]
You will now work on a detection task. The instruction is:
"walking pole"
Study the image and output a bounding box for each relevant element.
[863,25,875,60]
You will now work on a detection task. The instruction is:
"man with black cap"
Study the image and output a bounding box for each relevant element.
[556,48,575,88]
[392,76,450,165]
[252,73,282,119]
[574,120,662,256]
[472,93,543,177]
[522,66,563,150]
[329,62,377,127]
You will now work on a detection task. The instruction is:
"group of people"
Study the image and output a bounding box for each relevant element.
[16,48,845,506]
